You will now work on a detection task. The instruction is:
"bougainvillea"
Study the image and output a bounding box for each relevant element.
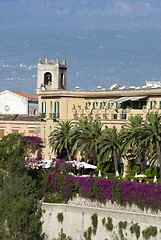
[24,136,42,160]
[51,159,72,174]
[45,173,161,211]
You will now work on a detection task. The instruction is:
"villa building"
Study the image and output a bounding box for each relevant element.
[0,91,40,139]
[37,58,161,159]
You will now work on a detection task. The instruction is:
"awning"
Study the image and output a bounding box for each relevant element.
[108,96,147,104]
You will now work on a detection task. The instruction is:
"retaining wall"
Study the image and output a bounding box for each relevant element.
[42,199,161,240]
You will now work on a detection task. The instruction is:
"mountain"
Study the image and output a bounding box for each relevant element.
[0,0,161,93]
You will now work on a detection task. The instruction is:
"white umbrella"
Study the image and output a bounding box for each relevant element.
[68,161,97,169]
[135,174,147,178]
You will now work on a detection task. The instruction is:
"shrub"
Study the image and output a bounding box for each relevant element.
[91,214,98,235]
[130,222,140,239]
[45,173,161,211]
[57,213,64,223]
[105,217,113,231]
[142,226,157,239]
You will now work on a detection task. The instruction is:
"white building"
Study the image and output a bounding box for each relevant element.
[0,90,38,115]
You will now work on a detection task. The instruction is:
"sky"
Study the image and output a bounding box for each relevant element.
[0,0,161,93]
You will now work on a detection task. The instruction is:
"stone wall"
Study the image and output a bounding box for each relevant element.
[42,199,161,240]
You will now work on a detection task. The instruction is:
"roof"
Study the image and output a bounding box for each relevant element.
[48,61,56,65]
[11,91,38,99]
[0,114,41,122]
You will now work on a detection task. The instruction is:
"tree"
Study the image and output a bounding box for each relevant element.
[120,115,145,171]
[135,112,161,178]
[97,126,121,176]
[0,133,35,176]
[49,120,72,160]
[0,173,44,240]
[71,118,103,164]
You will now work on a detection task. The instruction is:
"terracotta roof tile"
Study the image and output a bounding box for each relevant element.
[12,91,38,99]
[0,114,40,122]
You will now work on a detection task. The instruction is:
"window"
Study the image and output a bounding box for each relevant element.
[150,101,153,110]
[54,102,60,118]
[42,102,46,118]
[0,129,4,138]
[100,102,102,108]
[61,73,65,88]
[33,109,37,115]
[50,101,53,118]
[29,129,35,135]
[12,129,19,134]
[44,72,52,85]
[160,101,161,109]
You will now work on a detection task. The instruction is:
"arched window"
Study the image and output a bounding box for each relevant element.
[33,109,37,115]
[44,72,52,85]
[60,73,64,88]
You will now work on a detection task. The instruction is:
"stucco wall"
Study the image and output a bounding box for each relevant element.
[0,91,28,114]
[42,202,161,240]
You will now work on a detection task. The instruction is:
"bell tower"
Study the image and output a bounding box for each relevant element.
[37,58,67,93]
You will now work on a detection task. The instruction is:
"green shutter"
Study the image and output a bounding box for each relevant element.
[54,102,57,118]
[57,102,60,118]
[160,101,161,109]
[150,101,153,110]
[100,102,102,108]
[103,102,106,107]
[50,101,52,113]
[42,102,46,118]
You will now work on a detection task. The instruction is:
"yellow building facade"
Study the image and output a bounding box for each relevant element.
[37,59,161,159]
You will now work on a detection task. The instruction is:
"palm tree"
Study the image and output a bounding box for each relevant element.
[71,117,103,164]
[120,115,144,171]
[49,120,72,161]
[135,112,161,178]
[97,126,121,176]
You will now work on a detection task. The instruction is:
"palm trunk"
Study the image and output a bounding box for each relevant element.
[113,150,119,176]
[66,146,71,161]
[156,141,161,179]
[141,153,147,172]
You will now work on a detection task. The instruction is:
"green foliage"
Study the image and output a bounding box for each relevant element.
[119,221,127,229]
[144,167,160,178]
[83,226,92,240]
[102,217,106,226]
[44,192,63,203]
[96,161,115,174]
[0,133,34,175]
[91,213,98,235]
[57,228,72,240]
[71,117,103,164]
[111,180,122,204]
[130,222,140,239]
[105,217,113,231]
[57,213,64,223]
[97,126,121,174]
[49,120,72,160]
[126,162,140,176]
[0,173,43,240]
[118,221,127,240]
[142,226,157,239]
